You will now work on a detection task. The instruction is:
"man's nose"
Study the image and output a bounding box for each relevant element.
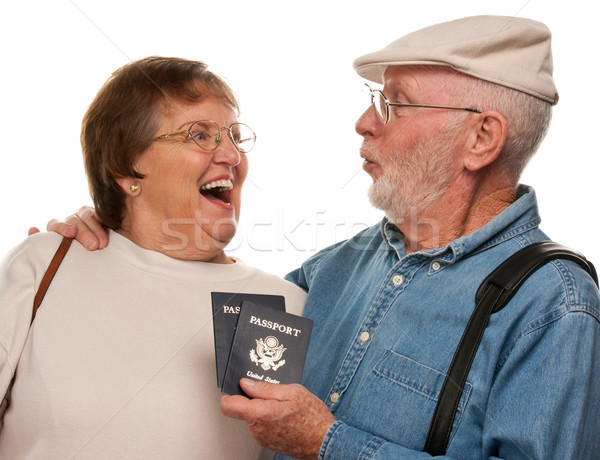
[355,105,384,139]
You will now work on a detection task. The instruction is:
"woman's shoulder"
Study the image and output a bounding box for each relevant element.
[0,233,66,272]
[235,262,307,316]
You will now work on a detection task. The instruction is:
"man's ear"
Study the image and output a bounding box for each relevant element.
[463,111,508,171]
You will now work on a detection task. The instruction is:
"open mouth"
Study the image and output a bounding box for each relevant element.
[200,179,233,205]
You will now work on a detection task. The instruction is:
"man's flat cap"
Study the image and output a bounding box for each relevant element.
[353,15,558,105]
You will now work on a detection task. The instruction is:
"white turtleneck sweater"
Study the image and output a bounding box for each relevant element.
[0,231,306,459]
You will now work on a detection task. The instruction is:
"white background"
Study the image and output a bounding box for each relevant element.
[1,1,598,277]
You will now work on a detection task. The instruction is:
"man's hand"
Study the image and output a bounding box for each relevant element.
[220,379,335,460]
[46,206,109,250]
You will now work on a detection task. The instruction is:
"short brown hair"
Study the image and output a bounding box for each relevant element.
[81,56,239,229]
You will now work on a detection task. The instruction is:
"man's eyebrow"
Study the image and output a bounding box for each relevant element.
[385,79,414,101]
[387,87,412,103]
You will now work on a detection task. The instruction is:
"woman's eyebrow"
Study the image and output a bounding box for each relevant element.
[174,119,199,131]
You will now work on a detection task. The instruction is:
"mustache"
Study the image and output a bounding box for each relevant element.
[360,143,380,162]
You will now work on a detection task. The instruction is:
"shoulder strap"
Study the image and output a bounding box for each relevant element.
[1,236,73,426]
[31,237,73,323]
[424,241,598,455]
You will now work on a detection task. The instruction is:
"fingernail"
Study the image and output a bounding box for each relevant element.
[241,378,255,387]
[84,238,96,250]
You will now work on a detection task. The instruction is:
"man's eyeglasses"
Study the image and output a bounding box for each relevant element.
[154,120,256,153]
[364,83,481,125]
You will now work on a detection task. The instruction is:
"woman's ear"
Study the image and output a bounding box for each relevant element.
[463,110,508,172]
[116,177,142,196]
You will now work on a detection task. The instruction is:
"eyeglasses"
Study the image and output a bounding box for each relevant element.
[364,83,481,125]
[154,120,256,153]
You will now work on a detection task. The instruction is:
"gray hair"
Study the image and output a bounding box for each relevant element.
[446,69,553,183]
[410,65,553,183]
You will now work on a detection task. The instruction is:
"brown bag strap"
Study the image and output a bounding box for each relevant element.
[1,236,73,426]
[31,237,73,323]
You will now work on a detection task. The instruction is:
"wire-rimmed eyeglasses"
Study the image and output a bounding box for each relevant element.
[364,83,481,125]
[154,120,256,153]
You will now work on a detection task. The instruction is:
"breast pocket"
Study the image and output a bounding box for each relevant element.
[341,350,471,451]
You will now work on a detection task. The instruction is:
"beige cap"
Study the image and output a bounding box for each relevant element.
[353,15,558,105]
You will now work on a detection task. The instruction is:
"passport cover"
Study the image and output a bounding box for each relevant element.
[211,292,286,388]
[221,300,313,396]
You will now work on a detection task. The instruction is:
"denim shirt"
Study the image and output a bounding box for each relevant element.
[279,186,600,460]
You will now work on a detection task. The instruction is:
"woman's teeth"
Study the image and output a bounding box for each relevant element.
[200,179,233,191]
[199,179,233,205]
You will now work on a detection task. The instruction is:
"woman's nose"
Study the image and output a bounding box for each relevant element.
[213,133,241,166]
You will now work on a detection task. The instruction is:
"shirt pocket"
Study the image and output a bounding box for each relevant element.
[340,349,471,451]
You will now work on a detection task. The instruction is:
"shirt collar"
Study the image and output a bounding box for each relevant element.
[380,185,542,265]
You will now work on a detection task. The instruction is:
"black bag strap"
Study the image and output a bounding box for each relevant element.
[424,241,598,455]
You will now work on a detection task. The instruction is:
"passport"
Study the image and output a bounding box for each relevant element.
[221,300,313,396]
[211,292,286,388]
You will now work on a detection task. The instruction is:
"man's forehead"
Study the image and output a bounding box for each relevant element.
[382,66,445,93]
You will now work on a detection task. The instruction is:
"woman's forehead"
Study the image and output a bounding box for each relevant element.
[160,97,238,130]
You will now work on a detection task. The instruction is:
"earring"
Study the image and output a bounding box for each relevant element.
[129,183,140,193]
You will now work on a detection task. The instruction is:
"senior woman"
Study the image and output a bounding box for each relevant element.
[0,57,306,459]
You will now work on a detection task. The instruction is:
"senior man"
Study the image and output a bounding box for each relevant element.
[44,15,598,459]
[219,16,600,459]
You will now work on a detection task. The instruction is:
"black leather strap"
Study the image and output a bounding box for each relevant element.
[424,242,598,455]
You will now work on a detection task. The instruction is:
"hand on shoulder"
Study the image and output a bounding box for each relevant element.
[30,206,109,251]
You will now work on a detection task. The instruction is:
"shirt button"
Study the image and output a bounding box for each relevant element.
[392,274,404,286]
[330,392,340,403]
[431,262,441,271]
[359,331,370,342]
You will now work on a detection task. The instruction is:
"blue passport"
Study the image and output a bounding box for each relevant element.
[221,300,313,396]
[211,292,286,388]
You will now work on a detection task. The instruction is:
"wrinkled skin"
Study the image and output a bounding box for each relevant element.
[220,379,336,460]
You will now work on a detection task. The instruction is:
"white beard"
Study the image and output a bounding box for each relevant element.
[365,126,458,223]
